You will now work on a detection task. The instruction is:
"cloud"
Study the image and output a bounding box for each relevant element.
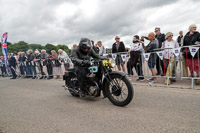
[0,0,199,48]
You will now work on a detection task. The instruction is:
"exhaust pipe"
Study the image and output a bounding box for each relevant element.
[68,87,79,94]
[62,85,68,90]
[63,85,79,95]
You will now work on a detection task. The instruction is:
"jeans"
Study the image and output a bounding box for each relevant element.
[1,65,7,76]
[19,65,26,75]
[26,64,32,77]
[30,65,37,77]
[11,66,17,78]
[134,62,144,79]
[46,64,53,78]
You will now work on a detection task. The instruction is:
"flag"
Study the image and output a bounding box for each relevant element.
[173,48,181,57]
[189,47,199,57]
[121,54,126,62]
[112,54,116,60]
[1,32,9,74]
[143,53,150,61]
[156,51,164,60]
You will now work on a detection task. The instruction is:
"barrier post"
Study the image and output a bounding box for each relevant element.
[179,53,182,80]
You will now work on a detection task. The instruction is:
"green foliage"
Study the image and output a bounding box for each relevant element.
[44,43,57,54]
[7,41,29,54]
[7,42,12,46]
[0,41,71,55]
[55,44,71,54]
[29,44,44,51]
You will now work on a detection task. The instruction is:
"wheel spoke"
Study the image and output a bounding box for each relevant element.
[113,79,120,89]
[108,77,130,102]
[121,87,127,93]
[121,89,127,96]
[116,95,120,101]
[120,93,124,100]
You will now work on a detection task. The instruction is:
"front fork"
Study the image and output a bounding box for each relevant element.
[102,72,124,98]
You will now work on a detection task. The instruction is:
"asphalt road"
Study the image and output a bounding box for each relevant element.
[0,77,200,133]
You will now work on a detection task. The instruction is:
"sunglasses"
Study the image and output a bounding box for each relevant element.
[116,38,120,39]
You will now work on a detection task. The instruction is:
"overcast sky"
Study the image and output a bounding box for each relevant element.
[0,0,200,48]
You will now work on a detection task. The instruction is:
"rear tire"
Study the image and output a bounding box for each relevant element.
[105,75,134,107]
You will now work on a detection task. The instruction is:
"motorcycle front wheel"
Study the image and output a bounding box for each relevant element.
[105,74,134,107]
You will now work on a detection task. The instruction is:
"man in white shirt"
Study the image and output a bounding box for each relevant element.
[58,49,71,71]
[97,41,106,56]
[127,35,144,81]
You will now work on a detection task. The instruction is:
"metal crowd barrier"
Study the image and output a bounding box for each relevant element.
[109,50,177,84]
[109,44,200,89]
[0,60,72,78]
[180,44,200,88]
[0,45,200,89]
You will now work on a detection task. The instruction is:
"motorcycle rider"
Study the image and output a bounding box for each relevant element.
[71,38,104,97]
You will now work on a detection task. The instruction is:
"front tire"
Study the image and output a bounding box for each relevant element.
[105,75,134,107]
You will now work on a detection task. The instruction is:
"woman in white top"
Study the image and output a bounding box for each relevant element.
[162,32,179,84]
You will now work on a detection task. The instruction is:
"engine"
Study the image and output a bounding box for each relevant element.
[88,86,98,96]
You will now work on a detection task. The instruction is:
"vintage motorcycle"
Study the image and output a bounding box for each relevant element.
[63,58,134,107]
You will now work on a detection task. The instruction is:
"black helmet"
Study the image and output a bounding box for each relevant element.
[79,38,91,54]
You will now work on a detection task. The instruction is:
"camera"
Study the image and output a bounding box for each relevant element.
[132,40,139,43]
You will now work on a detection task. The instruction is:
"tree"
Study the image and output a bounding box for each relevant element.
[29,44,44,51]
[7,41,29,54]
[1,41,72,55]
[7,42,12,47]
[56,44,71,54]
[44,43,57,54]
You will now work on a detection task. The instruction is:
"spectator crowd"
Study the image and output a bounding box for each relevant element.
[0,48,72,79]
[0,24,200,86]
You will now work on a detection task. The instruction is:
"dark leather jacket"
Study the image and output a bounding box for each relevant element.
[27,54,34,63]
[8,56,16,68]
[155,33,165,48]
[183,31,200,58]
[183,32,200,46]
[71,46,101,67]
[27,54,35,66]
